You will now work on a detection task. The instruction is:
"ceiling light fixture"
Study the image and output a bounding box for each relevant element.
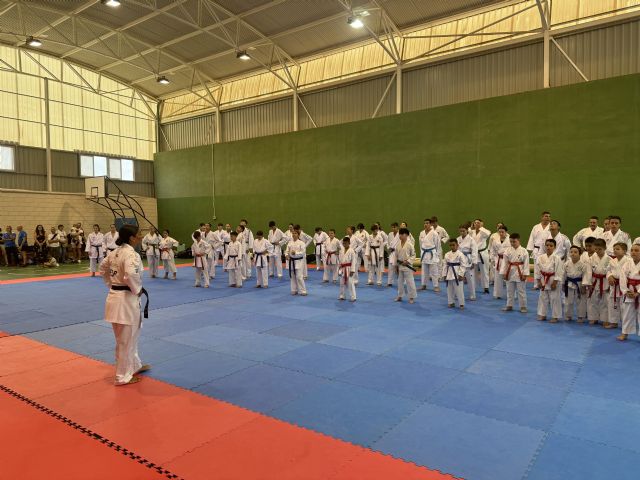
[347,15,364,29]
[101,0,121,7]
[26,36,42,47]
[157,76,170,85]
[236,50,250,61]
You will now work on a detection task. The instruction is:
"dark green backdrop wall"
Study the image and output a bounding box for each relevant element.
[155,74,639,245]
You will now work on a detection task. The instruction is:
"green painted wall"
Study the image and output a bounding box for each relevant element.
[155,74,640,245]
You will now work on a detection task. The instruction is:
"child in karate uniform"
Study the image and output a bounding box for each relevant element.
[564,246,590,323]
[386,222,400,287]
[338,236,357,302]
[295,225,313,280]
[323,229,340,283]
[224,231,244,288]
[394,227,417,304]
[142,228,161,278]
[501,233,529,313]
[457,225,478,301]
[356,223,370,274]
[346,226,363,286]
[366,224,385,286]
[313,227,328,272]
[607,242,631,329]
[267,221,284,278]
[617,244,640,341]
[103,224,119,256]
[253,230,272,288]
[587,239,610,326]
[491,225,510,299]
[86,224,104,277]
[191,230,211,288]
[470,219,491,294]
[286,230,307,295]
[419,218,441,292]
[535,239,564,323]
[159,229,178,280]
[444,239,468,309]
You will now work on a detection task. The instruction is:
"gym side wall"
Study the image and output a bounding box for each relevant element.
[155,74,640,245]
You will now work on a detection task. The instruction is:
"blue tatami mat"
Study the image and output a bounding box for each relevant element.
[5,268,640,480]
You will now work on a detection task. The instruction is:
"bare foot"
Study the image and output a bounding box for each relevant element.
[617,334,628,341]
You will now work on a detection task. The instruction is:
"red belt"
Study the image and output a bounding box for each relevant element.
[340,262,352,285]
[589,273,607,298]
[326,251,336,264]
[628,278,640,309]
[506,262,524,281]
[540,271,555,291]
[496,254,504,272]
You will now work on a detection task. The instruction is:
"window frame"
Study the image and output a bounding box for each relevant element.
[79,153,135,182]
[0,144,16,172]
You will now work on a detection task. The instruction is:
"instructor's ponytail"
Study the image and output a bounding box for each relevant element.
[116,224,139,246]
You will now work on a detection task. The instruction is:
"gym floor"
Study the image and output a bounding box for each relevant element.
[2,265,640,480]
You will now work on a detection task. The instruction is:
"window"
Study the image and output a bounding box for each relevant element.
[0,145,15,171]
[79,154,135,181]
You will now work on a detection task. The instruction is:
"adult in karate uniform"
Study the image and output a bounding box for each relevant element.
[100,224,149,386]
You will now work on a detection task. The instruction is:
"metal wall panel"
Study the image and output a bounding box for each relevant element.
[221,98,292,143]
[159,113,215,151]
[134,160,155,184]
[51,150,79,177]
[299,75,397,130]
[16,146,46,175]
[0,172,46,191]
[551,19,640,87]
[52,176,84,193]
[403,41,544,112]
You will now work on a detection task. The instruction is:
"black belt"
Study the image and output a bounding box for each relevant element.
[111,286,149,318]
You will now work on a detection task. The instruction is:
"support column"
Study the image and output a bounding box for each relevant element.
[44,78,52,192]
[543,29,550,88]
[292,90,299,132]
[215,106,221,143]
[395,66,402,114]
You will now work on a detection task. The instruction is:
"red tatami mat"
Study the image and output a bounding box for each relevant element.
[0,334,457,480]
[0,392,165,480]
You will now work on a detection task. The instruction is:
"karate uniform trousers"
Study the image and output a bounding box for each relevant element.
[397,265,417,300]
[537,278,563,319]
[564,282,586,320]
[493,256,506,299]
[289,256,306,294]
[339,265,356,301]
[269,246,283,278]
[324,251,339,282]
[194,255,209,287]
[226,257,243,287]
[368,248,384,285]
[476,248,490,290]
[608,281,623,326]
[587,277,608,323]
[255,253,269,287]
[621,285,640,335]
[420,248,439,290]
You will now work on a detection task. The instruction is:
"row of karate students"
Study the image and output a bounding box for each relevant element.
[84,225,180,280]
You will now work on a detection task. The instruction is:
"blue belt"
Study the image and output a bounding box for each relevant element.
[289,255,304,278]
[447,262,461,285]
[564,276,583,298]
[421,247,435,262]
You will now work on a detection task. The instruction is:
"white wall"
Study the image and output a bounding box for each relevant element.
[0,189,157,237]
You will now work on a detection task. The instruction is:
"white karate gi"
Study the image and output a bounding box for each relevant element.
[573,226,604,249]
[457,234,478,300]
[202,230,217,279]
[396,239,417,301]
[348,234,364,285]
[338,247,357,301]
[253,238,272,287]
[387,231,400,286]
[544,232,572,261]
[355,229,370,273]
[159,236,178,276]
[298,231,313,278]
[224,240,244,287]
[501,246,530,310]
[192,239,211,287]
[607,256,631,325]
[103,231,119,256]
[220,230,231,260]
[86,232,104,273]
[100,244,144,385]
[470,227,491,291]
[142,233,161,278]
[287,239,307,294]
[620,259,640,335]
[526,223,550,280]
[563,258,590,320]
[268,227,285,278]
[243,228,254,279]
[419,229,440,290]
[535,253,564,319]
[313,231,329,271]
[603,229,632,258]
[434,225,450,276]
[587,254,610,323]
[490,236,510,299]
[444,250,468,307]
[366,232,385,285]
[323,237,341,282]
